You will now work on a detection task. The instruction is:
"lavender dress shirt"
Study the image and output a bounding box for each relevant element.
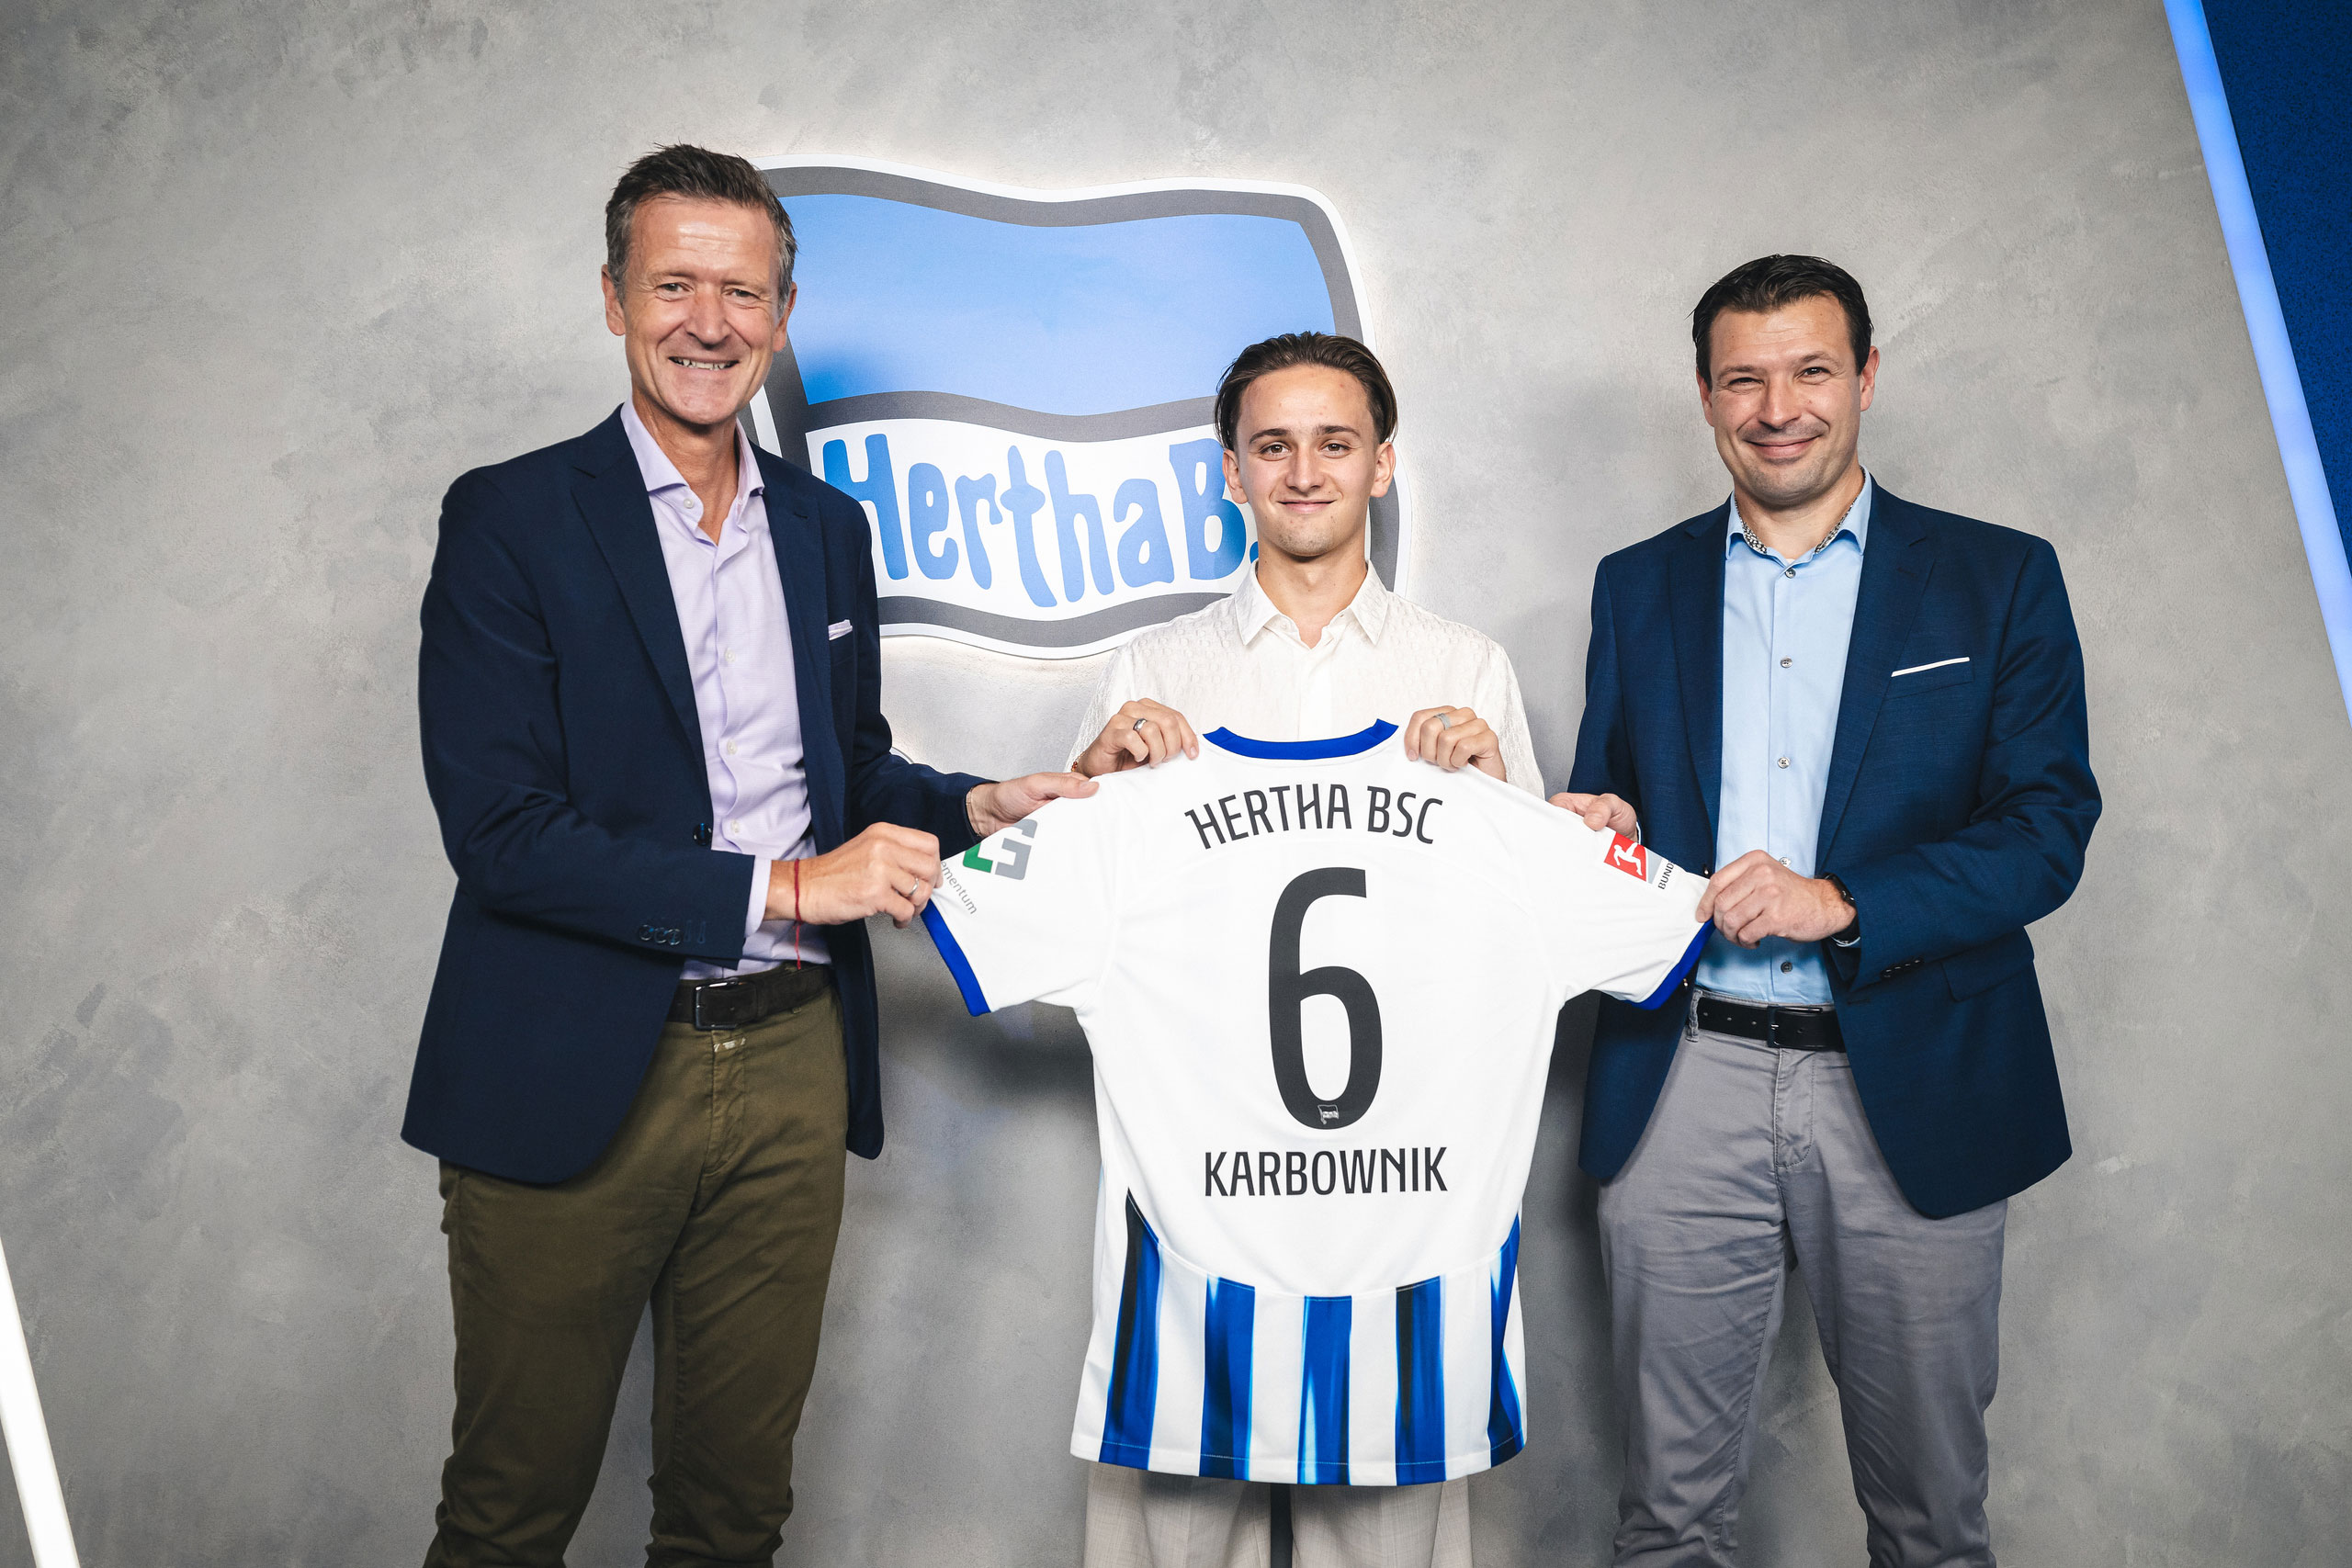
[621,401,825,976]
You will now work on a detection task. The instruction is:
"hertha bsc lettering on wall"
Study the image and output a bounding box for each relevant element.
[751,158,1410,658]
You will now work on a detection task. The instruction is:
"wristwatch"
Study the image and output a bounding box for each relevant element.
[1823,873,1861,947]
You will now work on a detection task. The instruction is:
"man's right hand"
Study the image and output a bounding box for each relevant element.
[1076,698,1200,777]
[766,824,942,930]
[1549,791,1641,838]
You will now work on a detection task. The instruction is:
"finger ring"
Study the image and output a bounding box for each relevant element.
[1437,712,1454,729]
[1132,716,1148,730]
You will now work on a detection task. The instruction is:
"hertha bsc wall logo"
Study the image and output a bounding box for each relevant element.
[750,158,1408,659]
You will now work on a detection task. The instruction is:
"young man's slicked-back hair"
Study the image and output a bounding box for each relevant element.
[1215,332,1398,452]
[605,144,797,299]
[1690,254,1872,382]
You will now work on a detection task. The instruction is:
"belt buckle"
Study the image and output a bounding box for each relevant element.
[1760,1007,1781,1049]
[692,978,750,1032]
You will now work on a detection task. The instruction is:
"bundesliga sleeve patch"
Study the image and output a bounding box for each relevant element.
[918,722,1708,1483]
[1604,831,1647,880]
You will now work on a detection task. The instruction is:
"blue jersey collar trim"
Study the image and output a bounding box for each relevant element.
[1202,719,1398,761]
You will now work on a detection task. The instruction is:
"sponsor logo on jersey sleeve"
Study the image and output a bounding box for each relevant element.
[961,816,1040,880]
[1604,832,1648,881]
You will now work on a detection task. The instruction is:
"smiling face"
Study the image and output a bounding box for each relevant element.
[1699,293,1877,514]
[1221,364,1396,565]
[601,195,795,437]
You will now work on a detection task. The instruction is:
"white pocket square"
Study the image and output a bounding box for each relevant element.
[827,619,854,640]
[1890,656,1968,678]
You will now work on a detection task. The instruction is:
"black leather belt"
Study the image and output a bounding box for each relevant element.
[669,964,831,1031]
[1694,992,1846,1052]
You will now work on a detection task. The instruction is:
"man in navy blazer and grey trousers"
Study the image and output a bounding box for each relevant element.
[1552,255,2098,1567]
[403,145,1090,1567]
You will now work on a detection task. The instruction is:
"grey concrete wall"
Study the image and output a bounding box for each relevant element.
[2,0,2346,1562]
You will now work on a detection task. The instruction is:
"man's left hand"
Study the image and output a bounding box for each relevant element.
[1697,850,1853,947]
[967,773,1097,839]
[1549,791,1640,837]
[1403,706,1506,780]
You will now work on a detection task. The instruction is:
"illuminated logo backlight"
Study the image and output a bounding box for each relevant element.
[752,158,1408,658]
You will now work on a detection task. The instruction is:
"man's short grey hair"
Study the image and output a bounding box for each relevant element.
[605,144,797,301]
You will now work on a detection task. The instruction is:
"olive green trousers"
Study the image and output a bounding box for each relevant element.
[424,983,848,1568]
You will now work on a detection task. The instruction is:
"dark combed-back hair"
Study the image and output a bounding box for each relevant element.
[1690,255,1872,382]
[605,144,797,298]
[1215,332,1398,451]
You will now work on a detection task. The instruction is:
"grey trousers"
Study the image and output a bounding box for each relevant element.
[1596,1000,2007,1568]
[1081,1464,1472,1568]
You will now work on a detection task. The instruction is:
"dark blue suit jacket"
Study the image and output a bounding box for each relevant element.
[1567,485,2099,1218]
[403,412,986,1184]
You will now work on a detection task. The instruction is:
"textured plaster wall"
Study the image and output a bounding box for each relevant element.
[2,0,2346,1562]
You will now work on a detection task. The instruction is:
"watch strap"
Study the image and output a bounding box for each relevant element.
[1824,873,1861,947]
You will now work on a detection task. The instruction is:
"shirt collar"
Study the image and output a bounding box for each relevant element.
[1725,472,1873,560]
[1227,560,1392,646]
[618,400,765,513]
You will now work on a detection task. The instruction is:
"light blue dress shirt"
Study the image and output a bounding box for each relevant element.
[1693,477,1873,1004]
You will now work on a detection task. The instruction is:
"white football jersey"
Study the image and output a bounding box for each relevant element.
[921,721,1708,1486]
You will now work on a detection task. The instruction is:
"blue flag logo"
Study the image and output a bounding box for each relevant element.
[752,159,1408,658]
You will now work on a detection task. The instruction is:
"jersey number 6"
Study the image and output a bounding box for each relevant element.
[1268,867,1383,1132]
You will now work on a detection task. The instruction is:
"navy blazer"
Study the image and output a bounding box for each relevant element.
[1567,485,2099,1218]
[403,412,986,1183]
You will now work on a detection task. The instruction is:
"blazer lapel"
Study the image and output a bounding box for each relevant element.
[572,414,703,754]
[757,452,847,846]
[1668,505,1730,837]
[1815,488,1936,863]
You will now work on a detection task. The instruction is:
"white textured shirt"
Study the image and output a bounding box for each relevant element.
[622,401,824,975]
[1073,566,1544,795]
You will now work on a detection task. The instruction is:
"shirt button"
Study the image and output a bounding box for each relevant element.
[1783,567,1796,578]
[724,740,738,756]
[1777,756,1790,769]
[1778,856,1790,866]
[729,819,742,834]
[1780,657,1792,668]
[1781,960,1793,973]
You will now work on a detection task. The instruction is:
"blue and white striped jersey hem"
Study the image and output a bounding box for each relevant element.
[1074,1194,1528,1485]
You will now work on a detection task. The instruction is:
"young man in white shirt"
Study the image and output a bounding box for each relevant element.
[1068,332,1528,1568]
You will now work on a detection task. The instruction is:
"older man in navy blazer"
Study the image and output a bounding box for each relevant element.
[404,145,1089,1568]
[1553,255,2098,1567]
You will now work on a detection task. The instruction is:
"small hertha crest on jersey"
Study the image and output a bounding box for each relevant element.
[1605,832,1648,882]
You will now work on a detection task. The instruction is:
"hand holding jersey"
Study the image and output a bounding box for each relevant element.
[966,770,1099,840]
[1078,698,1204,776]
[1699,846,1856,947]
[920,723,1709,1485]
[752,764,1101,931]
[768,822,944,929]
[1547,790,1641,837]
[1399,705,1507,779]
